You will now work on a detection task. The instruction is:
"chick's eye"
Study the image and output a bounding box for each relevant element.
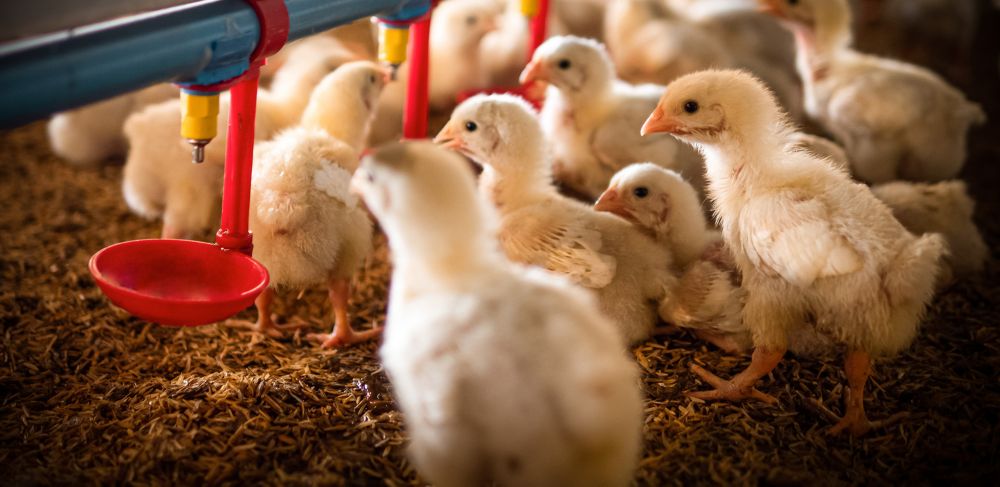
[466,16,477,25]
[787,0,798,4]
[633,187,649,198]
[683,100,699,114]
[369,74,377,84]
[557,59,571,70]
[465,121,478,132]
[366,172,375,183]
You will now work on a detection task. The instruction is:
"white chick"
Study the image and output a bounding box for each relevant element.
[356,141,642,487]
[594,163,751,353]
[521,35,703,199]
[435,94,676,345]
[48,84,178,166]
[368,0,498,145]
[236,61,389,347]
[642,70,946,436]
[760,0,986,183]
[604,0,734,85]
[871,180,987,282]
[122,36,358,239]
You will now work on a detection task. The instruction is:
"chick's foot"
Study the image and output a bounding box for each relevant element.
[687,348,784,404]
[823,349,909,437]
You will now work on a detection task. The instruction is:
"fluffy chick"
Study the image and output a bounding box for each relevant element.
[122,36,357,239]
[643,69,946,436]
[595,163,749,352]
[871,180,987,281]
[237,61,389,347]
[356,141,642,487]
[605,0,734,85]
[761,0,986,183]
[48,84,178,166]
[435,94,676,345]
[521,35,703,199]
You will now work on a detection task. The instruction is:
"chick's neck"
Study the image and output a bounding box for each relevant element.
[477,143,556,211]
[792,3,852,83]
[388,227,506,291]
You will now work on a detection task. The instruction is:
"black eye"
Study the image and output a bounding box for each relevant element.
[466,16,477,25]
[369,74,377,84]
[557,59,571,70]
[633,187,649,198]
[465,121,478,132]
[367,172,375,183]
[787,0,798,4]
[683,100,699,114]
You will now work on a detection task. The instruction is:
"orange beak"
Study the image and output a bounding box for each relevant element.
[519,58,548,85]
[594,188,634,221]
[757,0,787,17]
[641,107,686,136]
[433,122,468,152]
[379,66,393,84]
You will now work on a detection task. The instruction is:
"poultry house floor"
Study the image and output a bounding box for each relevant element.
[3,12,1000,487]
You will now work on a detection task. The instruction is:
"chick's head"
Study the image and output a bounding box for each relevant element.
[519,35,615,93]
[353,141,492,251]
[757,0,851,33]
[432,0,500,46]
[434,94,545,175]
[641,69,786,147]
[596,163,705,240]
[301,61,391,133]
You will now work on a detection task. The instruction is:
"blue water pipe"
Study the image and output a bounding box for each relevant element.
[0,0,409,128]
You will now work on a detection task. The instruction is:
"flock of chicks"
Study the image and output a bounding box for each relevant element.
[45,0,990,485]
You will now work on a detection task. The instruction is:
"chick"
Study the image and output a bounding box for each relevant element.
[356,141,642,487]
[871,180,987,282]
[643,70,946,436]
[521,35,703,199]
[594,163,750,352]
[236,61,389,347]
[760,0,986,183]
[435,94,676,345]
[48,84,178,166]
[122,36,357,239]
[605,0,734,85]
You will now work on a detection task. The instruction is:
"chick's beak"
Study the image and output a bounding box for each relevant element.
[756,0,786,17]
[519,58,548,85]
[433,123,467,152]
[379,66,393,84]
[594,188,633,221]
[641,107,686,136]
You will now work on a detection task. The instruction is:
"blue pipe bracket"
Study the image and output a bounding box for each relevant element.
[0,0,406,128]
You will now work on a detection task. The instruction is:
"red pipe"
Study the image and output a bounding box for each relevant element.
[216,70,259,255]
[402,8,432,139]
[528,0,550,59]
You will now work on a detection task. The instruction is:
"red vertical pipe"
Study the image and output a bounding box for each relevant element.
[216,71,259,255]
[403,10,432,139]
[528,0,550,59]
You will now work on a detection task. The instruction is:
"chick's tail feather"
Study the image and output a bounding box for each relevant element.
[884,233,948,309]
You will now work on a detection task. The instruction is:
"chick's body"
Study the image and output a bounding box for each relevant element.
[436,95,676,345]
[359,142,642,487]
[240,61,388,347]
[643,70,945,436]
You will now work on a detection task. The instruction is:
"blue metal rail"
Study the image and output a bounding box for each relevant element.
[0,0,406,128]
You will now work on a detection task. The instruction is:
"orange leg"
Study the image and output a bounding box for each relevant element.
[306,277,382,349]
[225,287,308,338]
[826,349,908,437]
[688,347,785,404]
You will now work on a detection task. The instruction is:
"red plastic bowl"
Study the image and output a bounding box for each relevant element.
[89,239,269,326]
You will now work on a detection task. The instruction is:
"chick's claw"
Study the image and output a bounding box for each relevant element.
[688,364,778,404]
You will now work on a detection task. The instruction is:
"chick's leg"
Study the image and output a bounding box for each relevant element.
[307,277,382,349]
[225,288,308,338]
[688,347,785,404]
[826,349,908,437]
